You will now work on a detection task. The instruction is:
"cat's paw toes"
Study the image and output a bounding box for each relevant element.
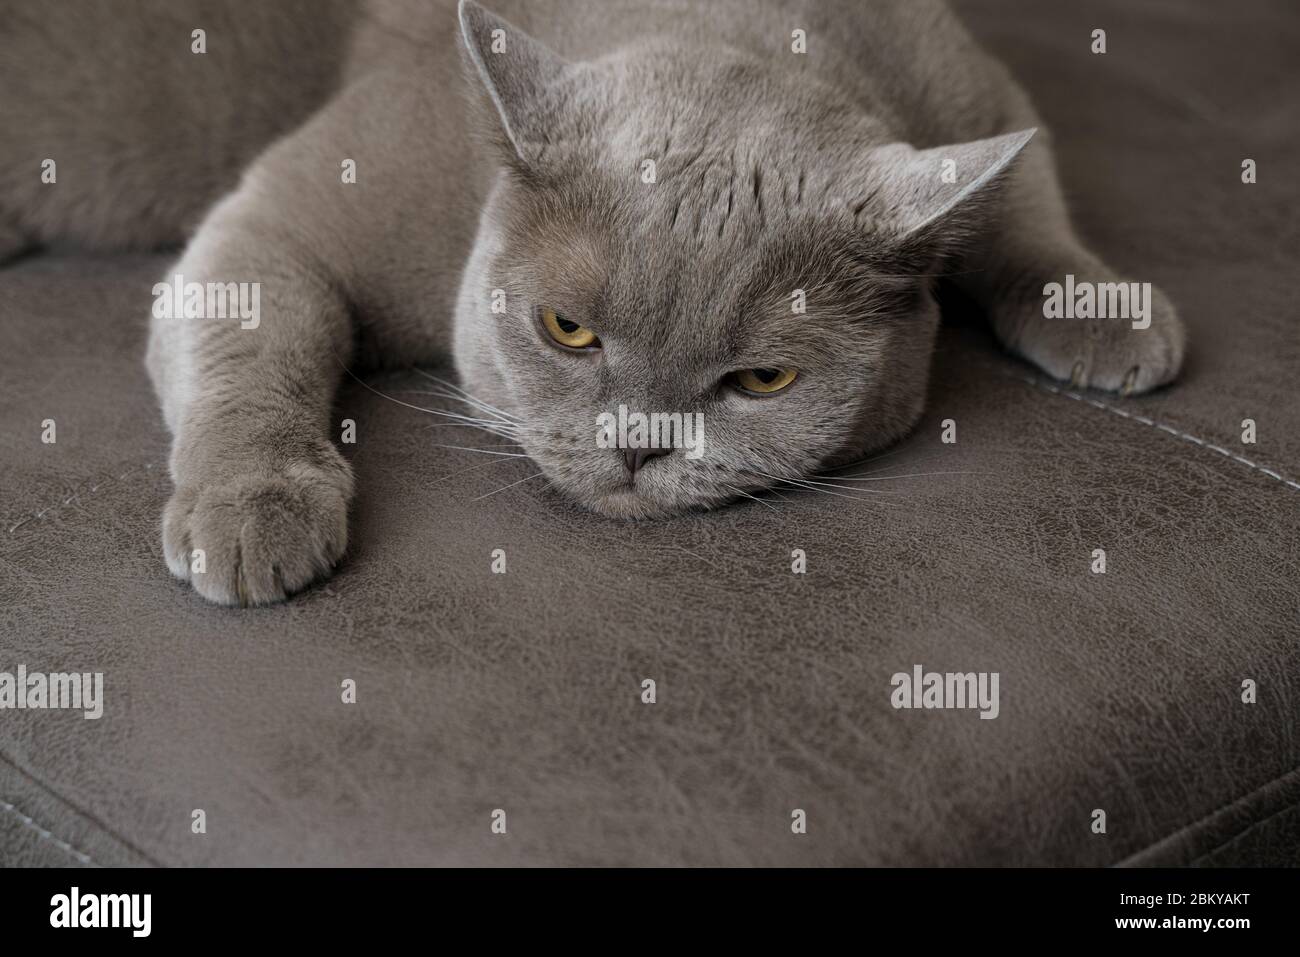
[162,461,352,607]
[1000,282,1186,395]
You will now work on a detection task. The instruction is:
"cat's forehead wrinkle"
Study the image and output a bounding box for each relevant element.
[645,143,817,249]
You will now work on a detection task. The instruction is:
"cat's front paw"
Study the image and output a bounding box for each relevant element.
[995,278,1186,395]
[162,456,353,607]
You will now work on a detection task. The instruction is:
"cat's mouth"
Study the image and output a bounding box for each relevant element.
[517,436,747,520]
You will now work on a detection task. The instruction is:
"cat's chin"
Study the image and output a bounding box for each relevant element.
[579,486,729,521]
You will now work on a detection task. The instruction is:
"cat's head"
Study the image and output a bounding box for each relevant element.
[452,0,1033,518]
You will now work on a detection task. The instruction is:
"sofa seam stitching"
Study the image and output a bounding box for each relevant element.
[1186,797,1300,865]
[0,798,101,867]
[1116,763,1300,866]
[1012,374,1300,493]
[0,751,164,867]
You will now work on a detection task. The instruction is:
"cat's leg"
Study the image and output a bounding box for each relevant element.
[147,188,354,607]
[960,127,1185,394]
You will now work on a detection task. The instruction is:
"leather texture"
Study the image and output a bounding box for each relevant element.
[1,0,1297,866]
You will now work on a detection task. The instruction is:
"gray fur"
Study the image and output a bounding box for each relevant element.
[0,0,1185,605]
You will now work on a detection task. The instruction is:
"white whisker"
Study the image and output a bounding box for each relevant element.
[779,475,897,494]
[724,484,779,511]
[472,471,547,501]
[410,369,520,424]
[432,456,530,486]
[405,388,520,428]
[826,470,983,482]
[429,444,531,458]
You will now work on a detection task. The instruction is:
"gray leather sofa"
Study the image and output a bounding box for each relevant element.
[2,0,1297,866]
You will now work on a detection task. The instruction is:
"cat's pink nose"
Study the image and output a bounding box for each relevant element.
[623,446,671,477]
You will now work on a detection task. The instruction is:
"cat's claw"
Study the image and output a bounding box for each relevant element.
[1069,361,1085,388]
[996,279,1186,396]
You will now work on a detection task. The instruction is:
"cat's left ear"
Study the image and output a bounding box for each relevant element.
[458,0,573,168]
[866,129,1037,241]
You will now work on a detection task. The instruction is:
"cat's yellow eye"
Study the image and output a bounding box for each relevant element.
[539,307,599,349]
[732,368,798,395]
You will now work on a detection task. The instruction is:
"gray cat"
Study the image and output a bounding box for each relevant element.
[0,0,1184,605]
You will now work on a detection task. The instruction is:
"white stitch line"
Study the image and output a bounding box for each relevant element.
[7,462,159,534]
[1016,375,1300,492]
[0,798,101,867]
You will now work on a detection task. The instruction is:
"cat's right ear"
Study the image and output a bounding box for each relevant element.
[458,0,571,168]
[864,129,1037,244]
